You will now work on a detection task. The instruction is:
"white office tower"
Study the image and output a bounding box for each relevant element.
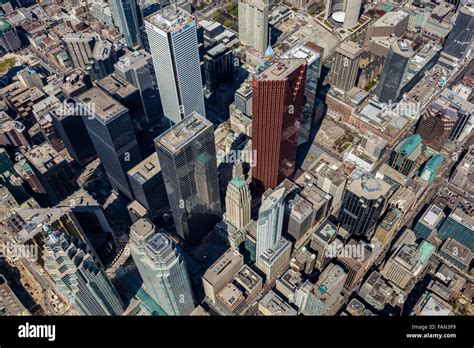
[43,231,124,316]
[145,7,206,125]
[238,0,270,53]
[225,175,251,230]
[256,187,285,260]
[129,219,196,315]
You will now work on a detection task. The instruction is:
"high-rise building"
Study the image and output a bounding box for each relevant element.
[203,43,234,92]
[78,87,142,200]
[413,204,446,241]
[114,49,162,125]
[330,41,363,93]
[388,134,423,176]
[97,73,152,156]
[127,153,169,222]
[437,208,474,252]
[109,0,142,49]
[0,16,21,52]
[238,0,270,53]
[63,33,97,70]
[252,59,307,191]
[17,68,43,90]
[338,174,392,239]
[224,175,251,230]
[439,3,474,69]
[376,39,414,103]
[256,187,285,260]
[325,0,363,29]
[90,40,116,81]
[23,143,77,205]
[416,103,457,151]
[282,43,323,145]
[129,219,196,315]
[145,7,206,125]
[258,238,292,283]
[155,112,221,245]
[284,194,314,242]
[43,231,124,315]
[303,263,347,315]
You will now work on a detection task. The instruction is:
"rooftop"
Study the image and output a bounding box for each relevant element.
[24,143,65,174]
[131,218,156,239]
[255,58,306,81]
[128,153,161,183]
[203,248,243,285]
[77,87,128,122]
[394,134,422,156]
[97,73,137,99]
[145,7,194,33]
[259,290,297,316]
[234,265,262,291]
[155,112,212,153]
[347,173,392,200]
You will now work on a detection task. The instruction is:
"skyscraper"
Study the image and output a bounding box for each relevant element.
[145,7,205,125]
[439,3,474,69]
[416,103,457,151]
[330,41,363,93]
[203,43,234,92]
[325,0,363,29]
[43,231,124,315]
[238,0,270,53]
[224,175,251,230]
[63,33,97,70]
[338,174,392,239]
[78,87,142,200]
[129,219,196,315]
[256,187,285,260]
[155,112,221,245]
[252,59,307,191]
[388,134,423,176]
[114,49,162,125]
[376,39,414,104]
[127,153,169,222]
[110,0,142,49]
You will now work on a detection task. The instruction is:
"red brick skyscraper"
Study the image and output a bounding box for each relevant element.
[252,58,307,191]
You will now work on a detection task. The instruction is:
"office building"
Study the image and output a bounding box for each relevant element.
[450,145,473,189]
[238,0,270,53]
[437,209,474,252]
[303,263,347,315]
[63,33,97,70]
[97,73,152,156]
[0,275,29,315]
[110,0,142,49]
[0,16,21,52]
[417,103,457,151]
[233,265,263,301]
[284,194,313,242]
[155,112,222,245]
[438,238,472,271]
[325,0,363,29]
[78,87,142,200]
[337,240,372,290]
[129,219,195,315]
[51,102,96,166]
[43,231,124,315]
[24,143,77,205]
[0,113,29,148]
[256,187,285,260]
[145,7,206,124]
[224,175,251,230]
[234,81,253,117]
[90,40,116,81]
[252,59,307,191]
[258,290,297,316]
[338,174,391,239]
[439,4,474,69]
[330,41,363,93]
[310,219,338,271]
[202,248,244,304]
[388,134,423,176]
[203,43,234,92]
[114,49,162,125]
[282,43,323,144]
[258,238,292,283]
[17,68,43,90]
[127,153,169,222]
[376,39,414,103]
[312,163,347,213]
[60,68,93,99]
[413,204,446,241]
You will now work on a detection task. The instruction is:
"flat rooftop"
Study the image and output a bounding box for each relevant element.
[255,58,306,81]
[281,44,321,66]
[234,264,262,291]
[155,112,212,154]
[77,87,128,122]
[128,153,161,182]
[131,218,155,238]
[373,10,408,27]
[145,7,194,33]
[97,73,137,99]
[347,174,391,200]
[203,248,243,285]
[24,143,65,174]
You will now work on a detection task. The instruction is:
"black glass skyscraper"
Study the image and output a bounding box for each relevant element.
[155,112,222,245]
